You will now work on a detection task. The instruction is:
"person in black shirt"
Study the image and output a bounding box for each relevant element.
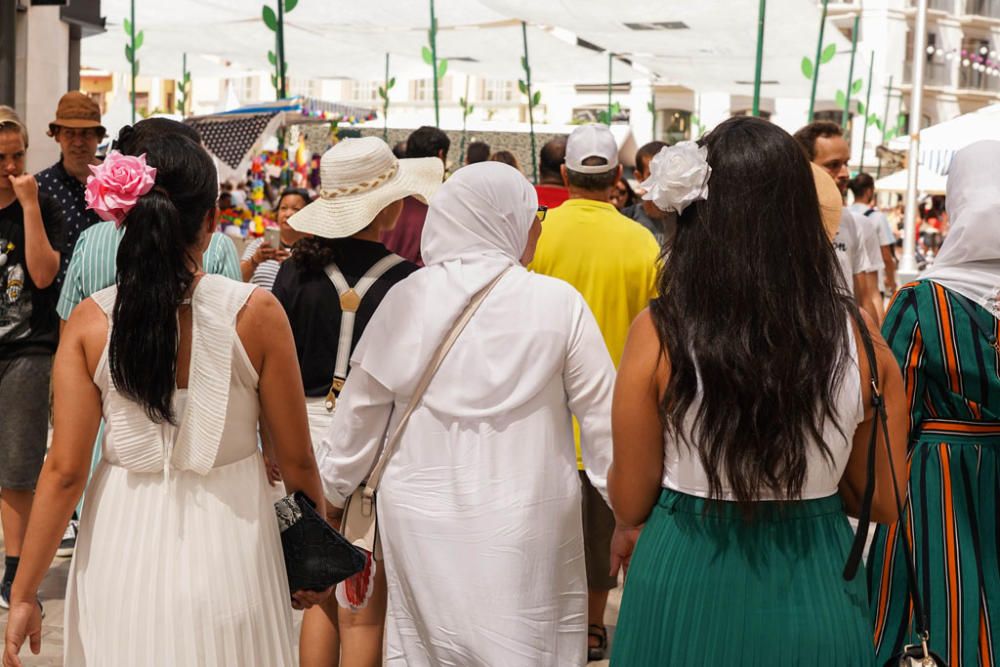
[273,136,442,667]
[0,107,63,612]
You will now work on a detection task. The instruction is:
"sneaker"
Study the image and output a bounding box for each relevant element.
[57,519,78,557]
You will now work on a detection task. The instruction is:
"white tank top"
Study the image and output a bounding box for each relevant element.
[662,321,864,501]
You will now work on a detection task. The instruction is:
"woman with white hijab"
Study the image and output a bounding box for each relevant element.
[867,140,1000,666]
[317,162,616,666]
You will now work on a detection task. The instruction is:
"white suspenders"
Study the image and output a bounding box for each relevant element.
[323,254,405,411]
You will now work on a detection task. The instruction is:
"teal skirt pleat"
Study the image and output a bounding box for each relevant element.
[611,488,875,666]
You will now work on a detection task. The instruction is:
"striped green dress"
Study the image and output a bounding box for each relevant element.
[868,280,1000,666]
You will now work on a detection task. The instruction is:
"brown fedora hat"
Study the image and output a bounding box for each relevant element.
[49,92,105,136]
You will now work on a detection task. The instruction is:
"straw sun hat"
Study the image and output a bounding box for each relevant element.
[810,162,843,241]
[289,136,443,239]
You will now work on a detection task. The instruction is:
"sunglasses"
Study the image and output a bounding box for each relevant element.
[535,206,548,223]
[57,127,101,141]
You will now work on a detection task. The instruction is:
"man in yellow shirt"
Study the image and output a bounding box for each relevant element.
[529,123,659,660]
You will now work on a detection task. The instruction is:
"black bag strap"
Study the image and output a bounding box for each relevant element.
[843,308,930,642]
[952,292,1000,352]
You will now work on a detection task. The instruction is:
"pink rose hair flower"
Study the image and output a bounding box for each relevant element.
[85,151,158,226]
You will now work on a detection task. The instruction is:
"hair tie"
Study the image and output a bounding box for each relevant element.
[84,150,158,227]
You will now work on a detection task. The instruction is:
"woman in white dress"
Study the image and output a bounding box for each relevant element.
[317,162,616,666]
[2,124,328,667]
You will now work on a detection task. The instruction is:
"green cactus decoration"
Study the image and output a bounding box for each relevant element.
[263,0,297,99]
[597,102,621,126]
[123,0,143,123]
[422,0,447,127]
[519,21,541,182]
[176,53,191,117]
[378,53,395,142]
[804,0,832,122]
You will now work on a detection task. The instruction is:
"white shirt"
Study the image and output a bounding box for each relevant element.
[833,209,866,289]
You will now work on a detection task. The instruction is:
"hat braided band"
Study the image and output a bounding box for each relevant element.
[319,164,398,200]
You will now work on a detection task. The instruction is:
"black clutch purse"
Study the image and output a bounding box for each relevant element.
[274,491,366,593]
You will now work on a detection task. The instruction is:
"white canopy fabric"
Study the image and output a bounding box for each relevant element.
[82,1,639,83]
[83,0,857,98]
[875,168,947,196]
[888,103,1000,175]
[478,0,863,98]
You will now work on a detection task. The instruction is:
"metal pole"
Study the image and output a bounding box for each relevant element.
[841,13,859,129]
[522,21,538,183]
[877,75,894,178]
[808,0,830,123]
[899,0,928,278]
[752,0,767,117]
[459,74,470,164]
[430,0,440,127]
[859,55,874,172]
[130,0,136,123]
[607,51,613,125]
[0,0,16,107]
[277,0,286,99]
[383,52,390,142]
[180,52,187,116]
[651,88,657,139]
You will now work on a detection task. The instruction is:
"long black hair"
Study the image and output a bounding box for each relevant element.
[653,116,854,505]
[109,120,219,423]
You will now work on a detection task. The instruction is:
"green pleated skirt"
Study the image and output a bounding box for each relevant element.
[611,488,875,666]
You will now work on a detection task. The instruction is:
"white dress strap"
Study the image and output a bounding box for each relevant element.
[172,275,256,475]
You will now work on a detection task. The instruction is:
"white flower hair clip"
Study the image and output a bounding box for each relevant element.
[640,141,711,215]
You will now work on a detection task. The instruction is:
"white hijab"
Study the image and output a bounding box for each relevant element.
[351,162,537,395]
[923,140,1000,318]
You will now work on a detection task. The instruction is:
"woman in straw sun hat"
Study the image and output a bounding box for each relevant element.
[271,136,442,667]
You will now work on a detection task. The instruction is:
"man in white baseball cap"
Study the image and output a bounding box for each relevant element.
[528,123,660,661]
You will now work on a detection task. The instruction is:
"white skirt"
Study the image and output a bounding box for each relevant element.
[63,454,296,666]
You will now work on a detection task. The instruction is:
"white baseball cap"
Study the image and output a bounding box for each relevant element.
[565,123,619,174]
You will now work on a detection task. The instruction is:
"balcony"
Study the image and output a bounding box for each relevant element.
[910,0,958,11]
[903,59,953,87]
[965,0,1000,16]
[959,65,1000,90]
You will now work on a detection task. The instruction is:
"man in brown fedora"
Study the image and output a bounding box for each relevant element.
[34,91,104,558]
[36,92,104,289]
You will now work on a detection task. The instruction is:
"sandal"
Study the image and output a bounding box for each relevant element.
[588,623,608,662]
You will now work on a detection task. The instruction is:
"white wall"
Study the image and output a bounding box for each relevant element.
[15,5,70,173]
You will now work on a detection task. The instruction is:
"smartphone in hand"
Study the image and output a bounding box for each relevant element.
[264,226,281,248]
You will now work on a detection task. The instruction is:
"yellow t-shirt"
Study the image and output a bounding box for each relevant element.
[529,198,661,467]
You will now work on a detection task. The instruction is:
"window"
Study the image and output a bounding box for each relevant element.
[967,0,1000,16]
[287,77,320,99]
[959,37,997,90]
[732,109,772,121]
[479,79,516,103]
[905,32,950,86]
[656,109,691,143]
[572,105,630,124]
[236,76,256,103]
[409,78,448,102]
[812,110,842,124]
[349,81,380,103]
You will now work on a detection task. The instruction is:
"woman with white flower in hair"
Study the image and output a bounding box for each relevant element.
[608,116,909,665]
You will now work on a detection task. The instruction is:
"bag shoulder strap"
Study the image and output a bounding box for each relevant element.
[363,267,513,497]
[952,291,1000,352]
[843,307,930,641]
[323,254,405,402]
